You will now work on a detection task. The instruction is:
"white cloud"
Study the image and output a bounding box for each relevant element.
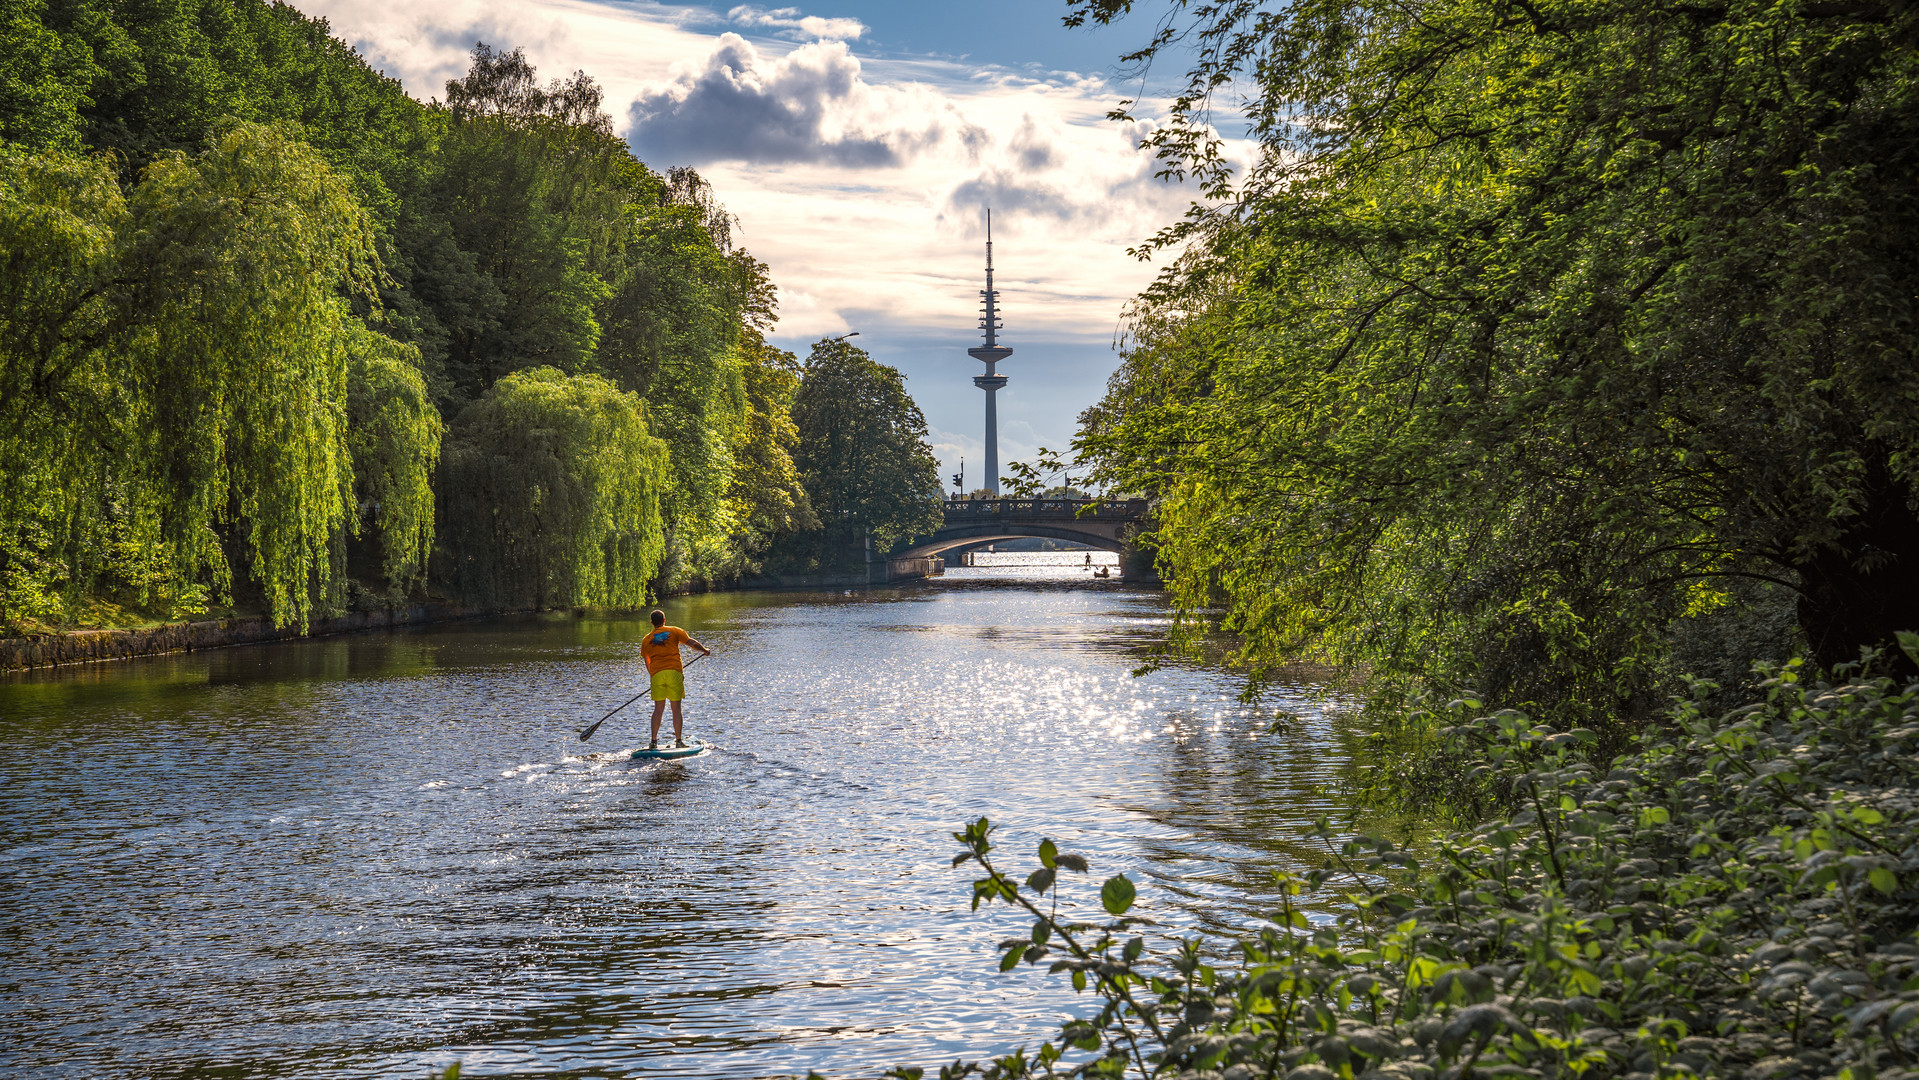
[298,0,716,114]
[628,35,973,167]
[725,4,865,41]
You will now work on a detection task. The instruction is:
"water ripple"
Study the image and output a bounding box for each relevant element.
[1,570,1365,1078]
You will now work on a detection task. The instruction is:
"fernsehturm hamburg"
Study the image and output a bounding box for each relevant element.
[968,211,1011,496]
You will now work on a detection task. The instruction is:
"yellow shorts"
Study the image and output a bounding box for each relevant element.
[649,668,684,701]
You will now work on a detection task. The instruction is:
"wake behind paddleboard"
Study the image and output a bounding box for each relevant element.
[631,740,707,760]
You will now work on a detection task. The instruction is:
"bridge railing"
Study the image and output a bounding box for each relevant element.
[941,497,1148,519]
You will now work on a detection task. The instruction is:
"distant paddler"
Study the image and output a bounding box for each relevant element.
[641,609,711,750]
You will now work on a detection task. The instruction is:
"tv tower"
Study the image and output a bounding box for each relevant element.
[967,210,1011,495]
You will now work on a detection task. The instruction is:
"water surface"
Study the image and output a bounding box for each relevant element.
[1,567,1358,1078]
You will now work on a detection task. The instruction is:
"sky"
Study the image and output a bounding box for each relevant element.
[300,0,1240,492]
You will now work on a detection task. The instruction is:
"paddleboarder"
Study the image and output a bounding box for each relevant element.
[642,609,710,749]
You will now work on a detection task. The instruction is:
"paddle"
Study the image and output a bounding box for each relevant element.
[578,651,708,742]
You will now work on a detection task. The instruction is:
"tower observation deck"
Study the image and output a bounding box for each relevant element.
[967,210,1011,495]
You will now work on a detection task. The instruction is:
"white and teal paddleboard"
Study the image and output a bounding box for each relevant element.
[631,740,707,760]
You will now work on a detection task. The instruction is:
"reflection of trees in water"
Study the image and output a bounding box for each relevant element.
[1116,696,1418,941]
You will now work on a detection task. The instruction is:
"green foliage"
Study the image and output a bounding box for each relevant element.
[594,172,758,585]
[0,0,97,150]
[345,324,440,594]
[904,648,1919,1079]
[1000,448,1088,500]
[126,122,372,625]
[1075,0,1919,742]
[0,123,392,631]
[417,44,620,398]
[391,47,793,591]
[716,335,816,578]
[0,14,802,628]
[27,0,431,202]
[436,367,668,610]
[782,338,944,571]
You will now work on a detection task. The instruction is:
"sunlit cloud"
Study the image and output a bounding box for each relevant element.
[628,35,973,167]
[725,4,865,41]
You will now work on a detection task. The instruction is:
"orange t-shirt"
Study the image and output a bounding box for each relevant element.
[640,626,691,673]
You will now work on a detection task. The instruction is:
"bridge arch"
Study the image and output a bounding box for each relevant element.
[891,498,1153,580]
[895,524,1126,560]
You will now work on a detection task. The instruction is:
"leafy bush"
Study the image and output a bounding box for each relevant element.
[894,643,1919,1079]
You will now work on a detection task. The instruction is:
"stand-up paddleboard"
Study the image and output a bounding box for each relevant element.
[631,740,707,761]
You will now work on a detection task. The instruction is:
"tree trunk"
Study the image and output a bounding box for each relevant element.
[1796,457,1919,674]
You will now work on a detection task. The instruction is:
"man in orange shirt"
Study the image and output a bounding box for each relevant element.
[641,609,710,749]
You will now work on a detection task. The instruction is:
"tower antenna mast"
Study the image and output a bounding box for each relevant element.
[967,209,1011,495]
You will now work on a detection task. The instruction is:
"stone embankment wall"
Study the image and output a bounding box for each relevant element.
[0,604,486,673]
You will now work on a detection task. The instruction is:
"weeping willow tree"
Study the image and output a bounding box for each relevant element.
[0,142,130,629]
[0,122,436,632]
[346,323,441,595]
[436,367,669,610]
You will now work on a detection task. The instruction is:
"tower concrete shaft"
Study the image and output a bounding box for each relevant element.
[967,210,1011,494]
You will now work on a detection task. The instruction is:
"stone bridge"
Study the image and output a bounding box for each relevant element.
[895,498,1156,581]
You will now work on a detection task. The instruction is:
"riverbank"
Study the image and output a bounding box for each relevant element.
[0,603,500,673]
[0,556,956,672]
[740,554,945,590]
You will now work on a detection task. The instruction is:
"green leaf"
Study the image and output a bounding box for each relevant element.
[1056,852,1090,873]
[1898,631,1919,669]
[1039,838,1058,869]
[1101,874,1137,915]
[1871,867,1898,894]
[999,948,1022,972]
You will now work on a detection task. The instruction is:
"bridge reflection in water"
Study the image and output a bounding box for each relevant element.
[894,498,1156,582]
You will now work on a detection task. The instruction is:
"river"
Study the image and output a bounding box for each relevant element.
[0,564,1361,1079]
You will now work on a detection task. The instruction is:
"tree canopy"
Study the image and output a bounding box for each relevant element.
[0,122,403,629]
[0,5,824,630]
[1076,0,1919,729]
[783,338,944,570]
